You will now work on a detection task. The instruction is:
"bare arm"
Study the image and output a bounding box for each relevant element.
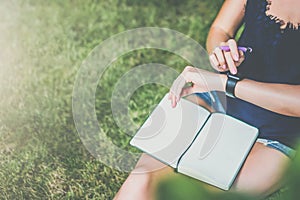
[217,75,300,117]
[235,79,300,117]
[206,0,300,117]
[206,0,246,53]
[170,0,300,117]
[206,0,246,74]
[169,68,300,117]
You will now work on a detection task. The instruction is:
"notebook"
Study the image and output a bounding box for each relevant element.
[130,93,259,190]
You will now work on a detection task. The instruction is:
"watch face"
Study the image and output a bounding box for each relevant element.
[227,72,241,81]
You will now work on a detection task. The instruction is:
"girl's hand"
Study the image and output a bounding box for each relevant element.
[209,39,245,74]
[168,66,225,107]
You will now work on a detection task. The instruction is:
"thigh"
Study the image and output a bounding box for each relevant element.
[232,142,291,196]
[134,143,291,197]
[133,153,178,195]
[133,153,174,178]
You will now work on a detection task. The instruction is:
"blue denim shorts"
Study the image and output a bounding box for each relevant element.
[194,91,225,113]
[257,138,296,159]
[195,92,297,159]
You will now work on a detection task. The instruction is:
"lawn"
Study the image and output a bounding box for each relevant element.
[0,0,299,199]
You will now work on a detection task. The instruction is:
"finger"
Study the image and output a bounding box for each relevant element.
[168,92,171,100]
[169,74,186,103]
[168,91,176,107]
[168,91,176,99]
[224,51,237,74]
[214,47,226,69]
[235,50,245,67]
[218,66,229,72]
[209,53,219,69]
[171,92,177,108]
[228,39,239,62]
[209,53,227,71]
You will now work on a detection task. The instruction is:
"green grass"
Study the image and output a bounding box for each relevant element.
[0,0,299,199]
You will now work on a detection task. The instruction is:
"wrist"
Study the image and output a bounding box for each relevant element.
[225,72,243,98]
[218,73,227,92]
[210,73,227,92]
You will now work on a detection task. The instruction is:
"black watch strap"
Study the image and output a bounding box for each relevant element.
[226,72,243,98]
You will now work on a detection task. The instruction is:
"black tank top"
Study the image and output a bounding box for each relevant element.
[227,0,300,148]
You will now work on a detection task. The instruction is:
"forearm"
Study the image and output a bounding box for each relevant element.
[204,1,299,117]
[235,79,300,117]
[170,68,300,117]
[206,0,245,54]
[206,26,232,54]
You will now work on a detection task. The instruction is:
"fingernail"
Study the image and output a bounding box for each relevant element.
[222,64,227,69]
[234,54,239,61]
[232,68,237,74]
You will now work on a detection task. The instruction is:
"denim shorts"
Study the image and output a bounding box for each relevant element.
[194,91,225,113]
[195,92,297,159]
[257,138,296,159]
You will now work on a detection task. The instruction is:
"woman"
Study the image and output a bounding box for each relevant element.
[114,0,300,199]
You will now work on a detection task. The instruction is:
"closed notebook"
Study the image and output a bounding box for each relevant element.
[130,93,258,190]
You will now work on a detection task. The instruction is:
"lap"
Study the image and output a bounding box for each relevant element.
[134,142,291,196]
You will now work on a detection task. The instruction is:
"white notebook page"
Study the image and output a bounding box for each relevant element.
[130,94,210,168]
[177,113,258,190]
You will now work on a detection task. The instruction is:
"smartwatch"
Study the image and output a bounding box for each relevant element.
[226,72,243,98]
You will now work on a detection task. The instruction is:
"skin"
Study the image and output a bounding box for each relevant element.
[114,0,299,199]
[169,0,300,117]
